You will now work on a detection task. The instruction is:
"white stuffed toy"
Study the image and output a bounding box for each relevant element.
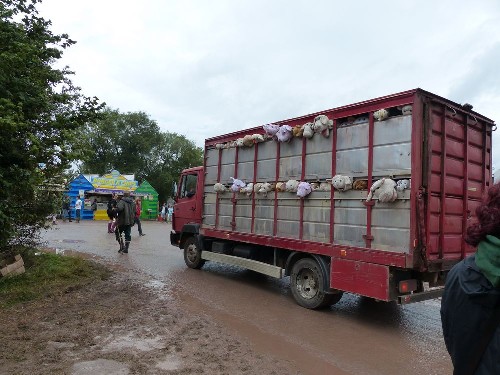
[214,183,227,193]
[253,183,263,194]
[312,115,333,137]
[276,125,293,143]
[263,124,280,137]
[319,182,331,191]
[242,134,254,147]
[396,179,410,191]
[297,182,312,198]
[252,134,265,143]
[230,177,246,193]
[235,138,244,147]
[401,105,412,115]
[240,183,254,196]
[215,143,224,150]
[258,182,274,196]
[366,178,398,203]
[285,179,299,193]
[331,175,352,192]
[302,123,314,138]
[374,109,389,121]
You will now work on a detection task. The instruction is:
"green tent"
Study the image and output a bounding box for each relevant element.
[135,180,159,220]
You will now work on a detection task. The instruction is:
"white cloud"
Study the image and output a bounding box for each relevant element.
[39,0,500,168]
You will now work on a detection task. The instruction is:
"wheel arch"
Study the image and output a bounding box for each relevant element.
[179,224,201,249]
[285,252,331,293]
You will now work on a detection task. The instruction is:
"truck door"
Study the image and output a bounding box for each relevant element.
[174,172,201,229]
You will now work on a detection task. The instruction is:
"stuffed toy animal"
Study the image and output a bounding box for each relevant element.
[353,180,368,190]
[297,182,312,198]
[396,179,410,191]
[401,105,412,115]
[235,138,244,147]
[366,178,398,203]
[215,143,225,150]
[353,116,369,125]
[374,109,389,121]
[240,183,254,196]
[310,182,319,191]
[292,125,304,137]
[302,123,314,138]
[331,175,352,192]
[275,182,286,192]
[276,125,293,143]
[285,179,299,193]
[253,183,263,194]
[230,177,246,193]
[263,124,280,137]
[312,115,333,137]
[258,182,274,196]
[214,183,227,193]
[252,134,265,143]
[242,134,254,147]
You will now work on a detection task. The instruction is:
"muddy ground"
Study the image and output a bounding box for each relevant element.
[0,256,299,375]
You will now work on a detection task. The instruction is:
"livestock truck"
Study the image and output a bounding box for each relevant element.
[170,88,495,309]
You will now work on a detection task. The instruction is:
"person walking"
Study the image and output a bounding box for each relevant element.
[160,202,166,222]
[441,182,500,375]
[107,194,117,233]
[167,205,173,223]
[134,197,145,236]
[113,191,135,254]
[62,196,71,222]
[74,196,82,223]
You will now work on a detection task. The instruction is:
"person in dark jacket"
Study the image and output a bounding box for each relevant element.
[107,194,117,233]
[441,183,500,375]
[113,191,135,254]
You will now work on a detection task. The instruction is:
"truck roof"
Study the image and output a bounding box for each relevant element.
[206,88,495,145]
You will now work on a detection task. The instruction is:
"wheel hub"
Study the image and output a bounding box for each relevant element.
[296,268,319,299]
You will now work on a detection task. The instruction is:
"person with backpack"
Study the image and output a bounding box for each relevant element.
[441,182,500,375]
[113,191,136,254]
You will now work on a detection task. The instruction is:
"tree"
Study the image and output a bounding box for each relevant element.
[0,0,102,254]
[79,109,203,203]
[79,108,163,175]
[145,132,203,204]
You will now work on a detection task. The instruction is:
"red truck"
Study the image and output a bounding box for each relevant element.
[170,88,495,308]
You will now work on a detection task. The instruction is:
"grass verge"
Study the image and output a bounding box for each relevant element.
[0,250,111,308]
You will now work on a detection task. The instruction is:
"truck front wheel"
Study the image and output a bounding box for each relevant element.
[290,258,342,309]
[183,237,205,269]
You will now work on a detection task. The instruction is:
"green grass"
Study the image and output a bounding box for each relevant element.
[0,251,111,308]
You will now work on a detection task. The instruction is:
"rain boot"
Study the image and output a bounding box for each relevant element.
[123,241,130,254]
[117,238,124,253]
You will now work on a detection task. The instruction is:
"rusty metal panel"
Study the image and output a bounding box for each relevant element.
[305,151,332,180]
[303,193,332,243]
[237,162,254,182]
[277,198,300,239]
[373,116,412,176]
[203,192,217,227]
[279,140,303,180]
[205,148,219,167]
[220,164,235,184]
[220,148,236,164]
[205,165,218,185]
[336,123,369,176]
[256,159,276,181]
[334,198,366,248]
[254,197,274,235]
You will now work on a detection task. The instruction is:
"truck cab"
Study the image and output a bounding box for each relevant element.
[171,166,203,245]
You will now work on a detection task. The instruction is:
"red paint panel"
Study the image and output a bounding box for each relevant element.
[331,258,390,301]
[445,138,465,159]
[445,119,465,139]
[431,136,442,153]
[443,215,463,234]
[468,165,484,182]
[445,197,464,215]
[468,146,483,164]
[468,128,483,146]
[467,180,484,200]
[444,176,464,196]
[446,158,465,178]
[429,196,441,214]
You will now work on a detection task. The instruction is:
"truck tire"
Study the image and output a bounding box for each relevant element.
[183,237,205,269]
[290,258,342,309]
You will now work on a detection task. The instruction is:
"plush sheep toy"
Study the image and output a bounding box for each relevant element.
[230,177,246,193]
[331,175,352,192]
[214,183,227,193]
[297,182,312,198]
[275,182,286,192]
[366,178,398,203]
[252,134,265,143]
[312,115,333,137]
[276,125,293,143]
[396,179,410,191]
[263,124,280,137]
[242,134,254,147]
[240,183,254,196]
[302,123,314,138]
[374,109,389,121]
[258,182,274,196]
[285,179,299,193]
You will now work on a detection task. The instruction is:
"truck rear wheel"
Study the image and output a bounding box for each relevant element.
[290,258,342,309]
[183,237,205,269]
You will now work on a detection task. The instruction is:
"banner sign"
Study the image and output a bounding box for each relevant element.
[91,170,138,192]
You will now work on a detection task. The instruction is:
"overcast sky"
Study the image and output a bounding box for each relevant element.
[38,0,500,170]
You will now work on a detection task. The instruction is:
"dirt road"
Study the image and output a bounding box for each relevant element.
[3,220,453,374]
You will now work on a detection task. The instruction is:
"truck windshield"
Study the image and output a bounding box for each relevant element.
[180,174,197,198]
